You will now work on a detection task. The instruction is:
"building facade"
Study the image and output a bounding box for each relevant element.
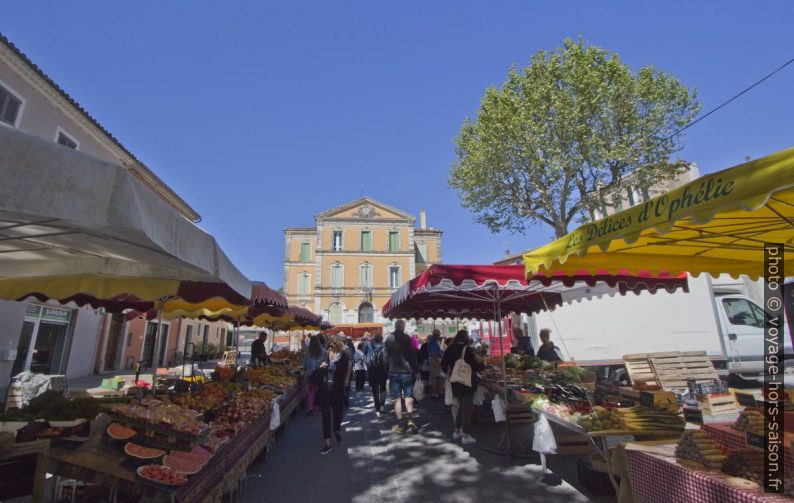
[0,33,208,386]
[284,197,442,326]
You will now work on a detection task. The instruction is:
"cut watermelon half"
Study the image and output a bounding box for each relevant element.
[163,454,204,475]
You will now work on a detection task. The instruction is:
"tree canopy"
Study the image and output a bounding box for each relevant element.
[449,38,701,239]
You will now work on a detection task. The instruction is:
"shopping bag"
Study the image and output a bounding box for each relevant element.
[413,380,425,401]
[444,378,457,406]
[449,347,472,387]
[472,385,487,406]
[269,398,281,430]
[491,396,506,422]
[532,414,557,454]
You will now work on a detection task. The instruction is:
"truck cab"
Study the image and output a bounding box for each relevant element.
[713,291,792,376]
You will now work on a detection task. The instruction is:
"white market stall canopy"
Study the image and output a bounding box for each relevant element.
[0,126,251,300]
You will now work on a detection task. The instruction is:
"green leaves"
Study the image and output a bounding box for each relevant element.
[449,38,701,238]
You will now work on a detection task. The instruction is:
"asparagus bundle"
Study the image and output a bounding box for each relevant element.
[733,410,765,435]
[616,406,685,431]
[722,448,764,483]
[675,430,726,469]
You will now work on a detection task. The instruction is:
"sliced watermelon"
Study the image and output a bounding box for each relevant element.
[107,423,136,440]
[163,454,204,475]
[189,444,213,463]
[124,442,165,460]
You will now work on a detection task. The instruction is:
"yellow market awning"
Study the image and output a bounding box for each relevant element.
[523,147,794,280]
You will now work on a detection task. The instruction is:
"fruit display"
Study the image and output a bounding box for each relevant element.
[107,423,136,440]
[733,410,765,435]
[214,366,236,382]
[721,448,764,483]
[137,464,187,486]
[171,383,229,412]
[270,349,304,367]
[125,442,165,460]
[111,401,208,438]
[244,366,297,390]
[675,430,726,469]
[616,406,685,432]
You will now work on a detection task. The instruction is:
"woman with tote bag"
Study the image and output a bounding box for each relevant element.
[441,329,485,445]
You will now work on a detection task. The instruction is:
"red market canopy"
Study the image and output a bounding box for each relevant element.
[382,264,688,321]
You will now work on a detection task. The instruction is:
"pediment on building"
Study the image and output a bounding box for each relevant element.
[316,197,414,222]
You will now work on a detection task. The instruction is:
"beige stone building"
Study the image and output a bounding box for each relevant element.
[284,197,442,325]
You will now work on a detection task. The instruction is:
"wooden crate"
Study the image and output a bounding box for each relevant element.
[648,351,719,392]
[699,393,738,415]
[623,353,660,390]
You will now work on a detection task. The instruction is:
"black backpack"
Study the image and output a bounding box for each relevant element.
[368,346,385,369]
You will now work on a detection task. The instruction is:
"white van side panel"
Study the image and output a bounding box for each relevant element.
[532,275,723,362]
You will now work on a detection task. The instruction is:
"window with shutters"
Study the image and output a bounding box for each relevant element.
[389,265,401,288]
[328,303,342,324]
[359,263,373,288]
[332,231,343,251]
[360,231,372,252]
[330,264,344,288]
[0,83,22,126]
[299,242,311,262]
[388,231,399,252]
[297,273,311,295]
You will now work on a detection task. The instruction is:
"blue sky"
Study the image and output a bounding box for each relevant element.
[3,1,793,288]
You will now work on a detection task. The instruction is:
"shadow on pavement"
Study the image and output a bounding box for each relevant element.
[243,387,616,503]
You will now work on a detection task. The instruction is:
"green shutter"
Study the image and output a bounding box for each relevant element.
[361,231,372,251]
[389,232,399,252]
[300,243,311,262]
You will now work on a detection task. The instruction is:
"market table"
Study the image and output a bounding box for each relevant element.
[47,382,306,503]
[623,441,792,503]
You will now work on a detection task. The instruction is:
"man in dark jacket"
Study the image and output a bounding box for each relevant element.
[250,332,269,367]
[383,320,420,433]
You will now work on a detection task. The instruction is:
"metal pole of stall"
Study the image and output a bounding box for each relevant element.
[150,299,166,394]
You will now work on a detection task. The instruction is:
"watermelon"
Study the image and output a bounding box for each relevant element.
[137,464,187,486]
[124,442,165,460]
[189,444,212,463]
[107,423,135,440]
[163,454,204,475]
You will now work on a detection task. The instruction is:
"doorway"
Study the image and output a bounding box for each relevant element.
[12,305,73,376]
[142,322,169,368]
[103,314,125,371]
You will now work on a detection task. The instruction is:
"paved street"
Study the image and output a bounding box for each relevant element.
[243,389,614,503]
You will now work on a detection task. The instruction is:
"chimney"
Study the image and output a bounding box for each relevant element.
[420,209,426,230]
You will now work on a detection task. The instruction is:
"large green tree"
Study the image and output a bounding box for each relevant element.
[449,38,701,238]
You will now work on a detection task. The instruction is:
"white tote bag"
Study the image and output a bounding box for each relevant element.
[449,346,472,387]
[444,378,457,406]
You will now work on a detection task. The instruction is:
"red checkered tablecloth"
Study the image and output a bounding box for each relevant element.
[704,423,794,472]
[625,449,793,503]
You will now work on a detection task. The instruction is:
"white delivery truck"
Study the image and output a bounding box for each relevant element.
[526,273,792,384]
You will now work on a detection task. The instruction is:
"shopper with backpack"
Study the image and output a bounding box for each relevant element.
[383,320,420,433]
[366,333,387,416]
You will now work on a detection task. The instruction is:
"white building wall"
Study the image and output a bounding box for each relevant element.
[0,300,28,388]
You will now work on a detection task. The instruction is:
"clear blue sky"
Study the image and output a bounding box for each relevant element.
[4,2,793,289]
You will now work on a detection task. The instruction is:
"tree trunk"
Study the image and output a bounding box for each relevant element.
[554,222,568,238]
